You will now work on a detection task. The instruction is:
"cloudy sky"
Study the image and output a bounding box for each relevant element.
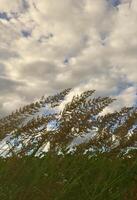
[0,0,136,116]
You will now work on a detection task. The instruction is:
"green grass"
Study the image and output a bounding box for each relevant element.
[0,155,137,200]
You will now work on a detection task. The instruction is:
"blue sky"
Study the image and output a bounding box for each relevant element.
[0,0,136,116]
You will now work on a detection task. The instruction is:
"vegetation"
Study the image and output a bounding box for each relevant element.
[0,88,137,199]
[0,155,137,200]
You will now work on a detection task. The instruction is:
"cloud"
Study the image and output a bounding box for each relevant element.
[0,0,136,116]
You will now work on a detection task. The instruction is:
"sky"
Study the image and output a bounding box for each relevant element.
[0,0,136,117]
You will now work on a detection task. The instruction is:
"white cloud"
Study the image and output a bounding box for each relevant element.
[0,0,19,12]
[0,0,136,116]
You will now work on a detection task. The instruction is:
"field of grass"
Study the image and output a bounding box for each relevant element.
[0,154,137,200]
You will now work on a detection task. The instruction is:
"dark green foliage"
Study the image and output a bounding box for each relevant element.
[0,155,137,200]
[0,89,137,200]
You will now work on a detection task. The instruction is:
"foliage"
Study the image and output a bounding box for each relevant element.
[0,88,136,157]
[0,89,137,200]
[0,155,137,200]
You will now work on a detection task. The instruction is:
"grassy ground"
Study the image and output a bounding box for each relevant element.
[0,154,137,200]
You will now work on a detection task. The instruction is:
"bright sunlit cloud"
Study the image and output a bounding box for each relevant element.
[0,0,136,116]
